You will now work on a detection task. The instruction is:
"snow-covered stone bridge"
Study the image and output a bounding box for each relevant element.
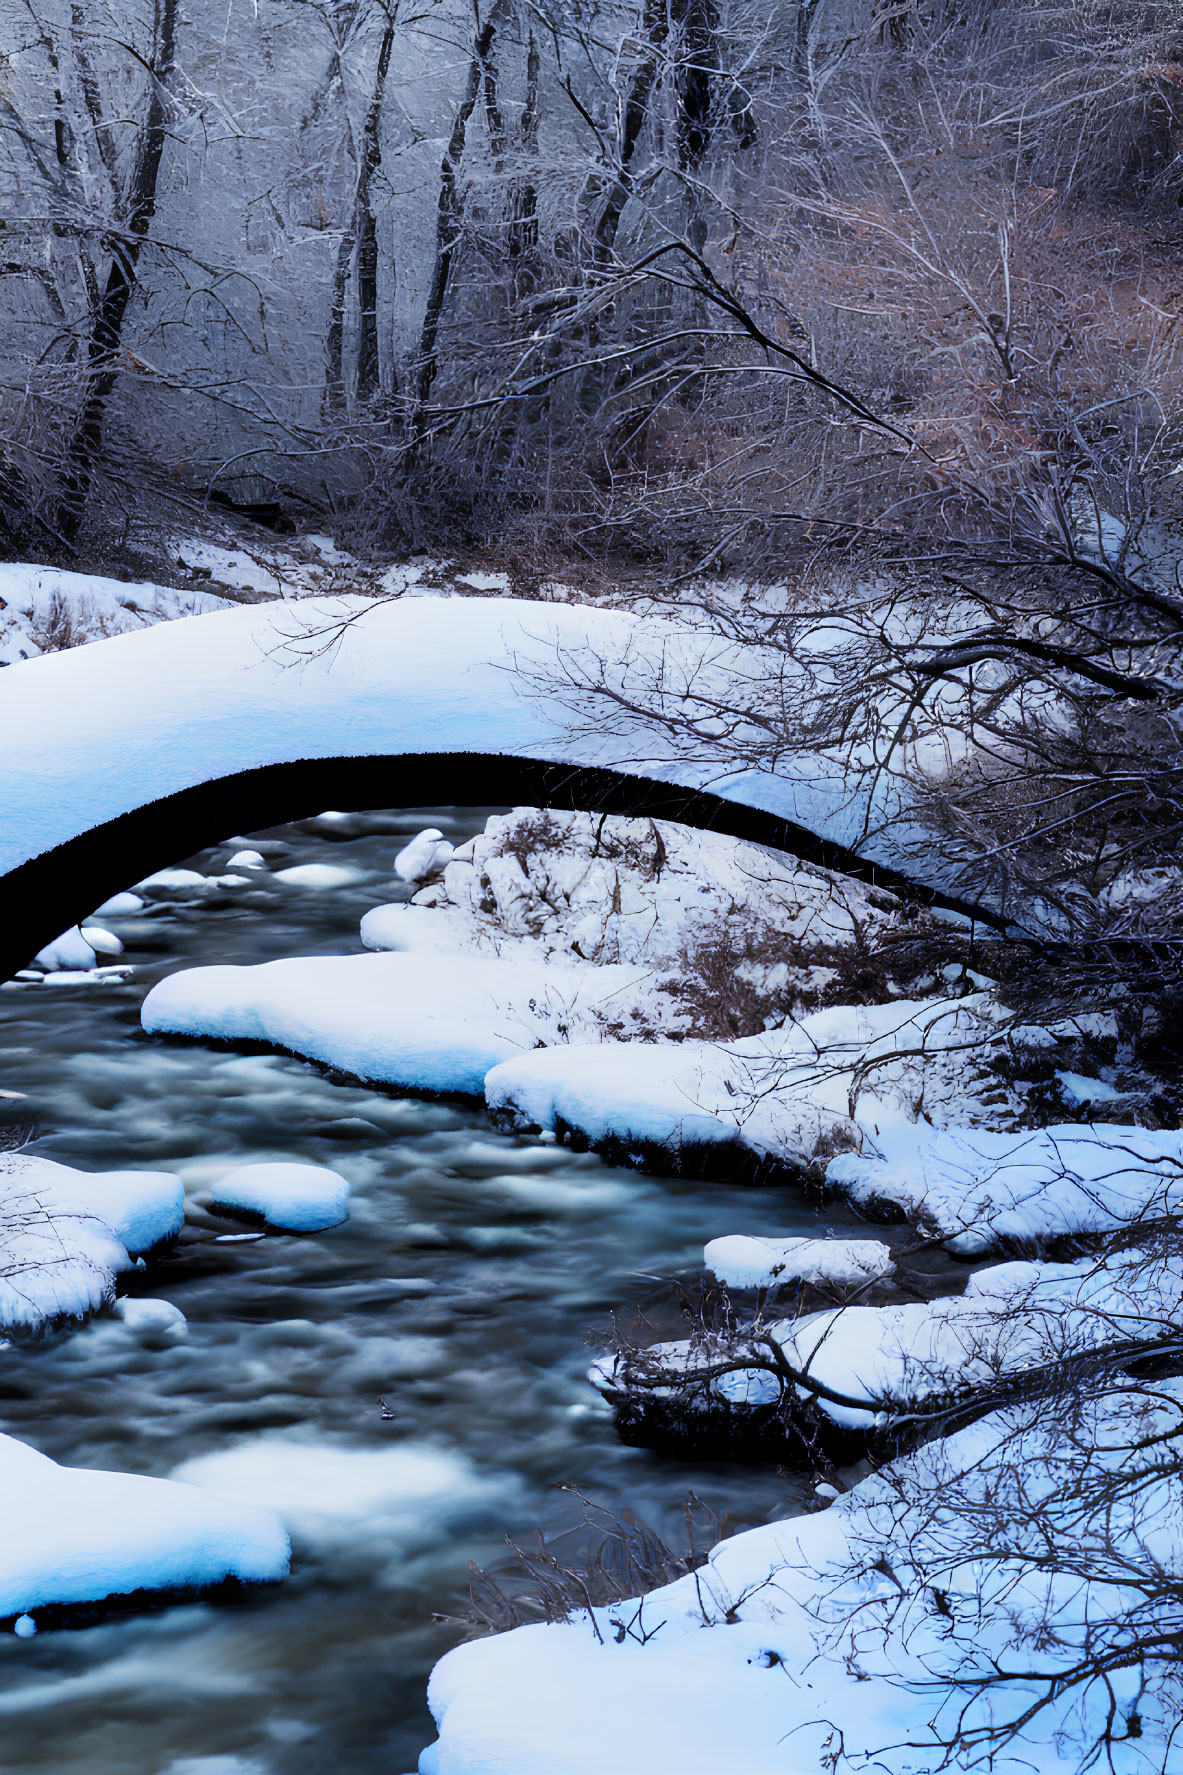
[0,594,990,979]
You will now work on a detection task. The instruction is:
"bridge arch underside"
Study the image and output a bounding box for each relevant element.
[0,751,1003,982]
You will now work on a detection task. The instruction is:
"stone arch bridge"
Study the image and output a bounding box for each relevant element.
[0,594,1000,980]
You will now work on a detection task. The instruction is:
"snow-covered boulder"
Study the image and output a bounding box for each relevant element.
[79,924,123,956]
[0,1432,288,1626]
[0,1155,184,1334]
[704,1234,895,1290]
[141,951,657,1097]
[209,1161,349,1232]
[32,926,96,972]
[92,891,145,917]
[359,902,466,955]
[133,866,209,896]
[394,828,454,883]
[112,1296,187,1334]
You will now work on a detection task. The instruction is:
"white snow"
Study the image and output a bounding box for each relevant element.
[92,891,145,916]
[597,1245,1183,1434]
[226,849,266,870]
[0,1164,127,1332]
[366,808,908,997]
[827,1121,1183,1252]
[209,1161,349,1232]
[0,595,979,921]
[0,563,229,668]
[0,1154,184,1333]
[1056,1069,1124,1106]
[112,1296,187,1334]
[419,1383,1183,1775]
[0,1432,288,1619]
[360,902,464,955]
[32,927,96,972]
[486,997,997,1171]
[142,951,656,1098]
[79,924,123,956]
[394,828,455,883]
[704,1234,895,1290]
[59,1163,185,1254]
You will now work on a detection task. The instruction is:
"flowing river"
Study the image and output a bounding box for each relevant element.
[0,807,907,1774]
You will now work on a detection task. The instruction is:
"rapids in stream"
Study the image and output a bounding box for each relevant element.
[0,807,907,1774]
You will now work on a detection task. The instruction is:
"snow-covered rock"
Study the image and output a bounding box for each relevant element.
[113,1296,187,1334]
[134,866,209,896]
[828,1121,1183,1252]
[226,849,266,870]
[359,902,465,955]
[0,1168,127,1332]
[704,1234,895,1290]
[141,951,657,1097]
[79,924,123,956]
[0,1432,288,1622]
[209,1161,349,1232]
[37,965,133,987]
[0,1155,184,1333]
[32,926,96,972]
[92,891,145,916]
[393,828,454,883]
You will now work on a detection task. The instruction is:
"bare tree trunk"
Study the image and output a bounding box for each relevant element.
[355,16,396,402]
[411,8,500,442]
[325,10,396,411]
[591,0,665,263]
[507,31,540,290]
[55,0,178,545]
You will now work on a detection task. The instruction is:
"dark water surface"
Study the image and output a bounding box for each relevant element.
[0,808,896,1774]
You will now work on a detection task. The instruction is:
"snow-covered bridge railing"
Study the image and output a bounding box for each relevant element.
[0,594,996,980]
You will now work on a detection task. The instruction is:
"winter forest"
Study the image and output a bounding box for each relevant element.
[1,3,1182,1772]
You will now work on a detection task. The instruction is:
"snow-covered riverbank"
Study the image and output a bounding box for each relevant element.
[124,805,1183,1772]
[2,567,1179,1774]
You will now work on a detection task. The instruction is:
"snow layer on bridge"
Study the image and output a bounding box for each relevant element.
[0,593,912,885]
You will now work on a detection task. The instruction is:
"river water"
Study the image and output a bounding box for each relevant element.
[0,808,903,1774]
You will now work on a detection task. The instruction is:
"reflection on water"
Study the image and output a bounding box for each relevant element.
[0,808,888,1774]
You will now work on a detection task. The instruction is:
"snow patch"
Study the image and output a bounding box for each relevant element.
[141,951,656,1098]
[0,1432,288,1620]
[828,1121,1183,1252]
[394,829,455,883]
[209,1161,349,1232]
[704,1234,895,1290]
[0,1154,183,1333]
